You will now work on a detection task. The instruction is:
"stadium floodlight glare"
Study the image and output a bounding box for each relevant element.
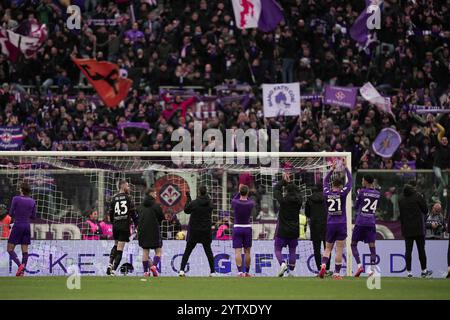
[0,151,352,276]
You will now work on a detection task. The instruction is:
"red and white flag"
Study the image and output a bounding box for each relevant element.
[0,22,47,62]
[231,0,262,29]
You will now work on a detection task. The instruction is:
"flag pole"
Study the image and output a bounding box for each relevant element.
[236,29,256,84]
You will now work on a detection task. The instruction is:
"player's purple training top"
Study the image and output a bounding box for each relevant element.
[354,188,381,227]
[10,195,37,224]
[231,193,255,225]
[323,168,352,224]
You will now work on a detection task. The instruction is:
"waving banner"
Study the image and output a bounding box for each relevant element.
[372,127,401,158]
[262,83,301,117]
[408,105,450,114]
[0,126,23,150]
[231,0,283,32]
[72,58,132,108]
[0,22,47,62]
[360,82,394,116]
[324,85,358,108]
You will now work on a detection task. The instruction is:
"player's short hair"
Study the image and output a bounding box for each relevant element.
[363,174,374,184]
[239,185,249,196]
[146,187,155,195]
[118,180,128,190]
[20,182,31,196]
[198,185,207,196]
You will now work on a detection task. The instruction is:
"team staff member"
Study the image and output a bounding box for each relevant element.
[138,187,164,277]
[305,184,331,275]
[399,184,433,278]
[179,186,216,277]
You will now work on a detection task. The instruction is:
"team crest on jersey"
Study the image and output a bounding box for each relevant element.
[154,175,190,214]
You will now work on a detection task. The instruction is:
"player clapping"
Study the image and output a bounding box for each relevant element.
[231,184,255,277]
[273,173,302,277]
[319,163,352,279]
[351,174,380,277]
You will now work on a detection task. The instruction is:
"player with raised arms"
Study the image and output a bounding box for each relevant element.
[179,185,216,277]
[352,174,381,277]
[138,187,164,277]
[6,182,36,277]
[273,173,302,277]
[231,184,255,277]
[106,180,138,276]
[319,162,352,279]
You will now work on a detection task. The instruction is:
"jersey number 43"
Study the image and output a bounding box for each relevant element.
[114,201,128,216]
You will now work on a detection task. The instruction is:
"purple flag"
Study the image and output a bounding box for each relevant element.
[0,126,23,150]
[350,0,382,49]
[350,0,371,45]
[258,0,284,33]
[372,128,401,158]
[394,160,416,171]
[323,85,358,108]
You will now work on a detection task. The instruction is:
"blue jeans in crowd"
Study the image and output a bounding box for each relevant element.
[282,58,295,83]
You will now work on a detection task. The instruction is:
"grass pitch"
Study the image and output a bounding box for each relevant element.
[0,276,449,300]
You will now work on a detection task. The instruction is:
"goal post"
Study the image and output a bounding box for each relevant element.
[0,151,352,276]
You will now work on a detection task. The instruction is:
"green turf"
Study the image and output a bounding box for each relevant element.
[0,277,449,300]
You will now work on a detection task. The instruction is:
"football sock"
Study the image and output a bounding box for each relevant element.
[142,260,149,273]
[113,250,123,271]
[274,247,283,265]
[8,250,21,267]
[288,246,296,271]
[335,264,342,274]
[22,252,29,267]
[153,255,161,267]
[321,256,329,266]
[109,245,117,265]
[351,244,361,265]
[369,246,376,265]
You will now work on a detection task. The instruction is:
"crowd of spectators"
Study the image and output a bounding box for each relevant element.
[0,0,448,176]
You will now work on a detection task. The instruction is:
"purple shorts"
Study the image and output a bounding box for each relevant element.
[232,227,252,249]
[326,223,347,243]
[274,236,298,249]
[352,225,376,244]
[8,223,31,245]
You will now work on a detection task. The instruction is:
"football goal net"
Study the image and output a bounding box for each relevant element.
[0,151,353,276]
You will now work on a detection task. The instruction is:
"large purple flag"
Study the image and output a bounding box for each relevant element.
[323,85,358,108]
[350,0,382,48]
[258,0,284,33]
[350,0,371,45]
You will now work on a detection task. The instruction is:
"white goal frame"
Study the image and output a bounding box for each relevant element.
[0,151,353,276]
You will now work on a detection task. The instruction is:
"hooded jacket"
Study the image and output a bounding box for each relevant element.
[305,188,327,240]
[184,194,213,232]
[274,181,302,239]
[138,195,164,249]
[398,184,428,237]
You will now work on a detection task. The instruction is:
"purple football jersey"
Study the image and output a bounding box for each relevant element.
[231,193,255,225]
[354,188,380,227]
[323,168,352,225]
[10,195,37,224]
